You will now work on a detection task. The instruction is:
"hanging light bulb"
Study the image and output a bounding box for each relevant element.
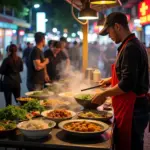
[90,0,117,5]
[78,1,99,20]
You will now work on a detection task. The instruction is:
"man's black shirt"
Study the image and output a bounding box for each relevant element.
[116,34,149,95]
[27,47,45,84]
[44,49,67,81]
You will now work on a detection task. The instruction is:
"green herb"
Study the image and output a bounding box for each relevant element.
[22,100,45,112]
[0,121,16,130]
[75,94,93,100]
[0,106,27,121]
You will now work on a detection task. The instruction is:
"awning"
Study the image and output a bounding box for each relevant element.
[0,14,30,28]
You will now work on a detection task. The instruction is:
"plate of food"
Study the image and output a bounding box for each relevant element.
[58,92,78,98]
[0,120,17,137]
[17,119,56,139]
[40,99,70,109]
[74,93,99,109]
[41,109,76,123]
[58,119,109,137]
[78,110,113,121]
[16,97,38,105]
[25,90,54,99]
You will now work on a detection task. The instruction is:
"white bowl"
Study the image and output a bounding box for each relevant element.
[41,109,76,123]
[17,119,56,139]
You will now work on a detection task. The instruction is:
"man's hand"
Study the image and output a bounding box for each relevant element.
[99,77,111,87]
[45,74,50,82]
[92,92,107,106]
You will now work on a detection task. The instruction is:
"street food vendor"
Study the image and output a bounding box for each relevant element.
[92,12,149,150]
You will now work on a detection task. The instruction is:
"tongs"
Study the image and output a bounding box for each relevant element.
[81,85,102,91]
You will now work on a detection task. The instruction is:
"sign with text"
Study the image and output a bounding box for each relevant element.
[138,0,150,25]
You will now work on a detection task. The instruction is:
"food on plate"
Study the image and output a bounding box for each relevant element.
[59,92,77,98]
[0,121,16,131]
[18,120,52,130]
[64,121,102,132]
[22,100,45,112]
[46,109,72,118]
[0,106,27,121]
[40,99,69,107]
[26,111,41,119]
[17,97,37,101]
[29,89,53,97]
[79,111,109,118]
[75,94,94,100]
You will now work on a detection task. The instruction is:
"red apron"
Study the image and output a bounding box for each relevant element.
[111,35,136,150]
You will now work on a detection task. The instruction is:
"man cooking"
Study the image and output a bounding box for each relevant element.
[92,12,149,150]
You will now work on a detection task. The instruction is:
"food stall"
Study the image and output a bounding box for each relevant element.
[0,1,119,149]
[0,77,113,150]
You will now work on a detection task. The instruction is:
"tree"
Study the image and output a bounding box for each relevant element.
[49,0,81,36]
[0,0,52,18]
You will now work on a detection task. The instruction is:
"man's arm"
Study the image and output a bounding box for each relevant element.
[33,59,49,71]
[103,84,125,97]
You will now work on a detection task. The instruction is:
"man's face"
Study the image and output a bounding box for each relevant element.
[107,25,121,44]
[61,41,66,49]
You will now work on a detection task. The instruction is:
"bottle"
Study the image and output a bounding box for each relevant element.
[93,69,101,82]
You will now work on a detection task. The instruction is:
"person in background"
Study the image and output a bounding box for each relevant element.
[44,41,68,81]
[6,41,13,52]
[69,41,80,70]
[102,43,116,77]
[27,32,49,91]
[0,44,23,106]
[88,41,100,68]
[22,42,32,68]
[59,37,70,72]
[92,12,149,150]
[18,44,23,52]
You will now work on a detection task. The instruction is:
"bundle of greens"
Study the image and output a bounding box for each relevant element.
[22,100,45,112]
[0,105,27,121]
[0,121,16,131]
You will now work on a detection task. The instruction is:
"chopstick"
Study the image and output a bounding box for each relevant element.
[81,85,101,91]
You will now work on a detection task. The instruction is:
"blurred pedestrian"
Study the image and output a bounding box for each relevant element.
[22,42,32,68]
[59,37,70,73]
[6,41,12,52]
[0,44,23,106]
[69,41,80,70]
[102,43,116,77]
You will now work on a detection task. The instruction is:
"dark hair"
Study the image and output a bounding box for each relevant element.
[53,41,62,48]
[60,37,67,42]
[9,44,18,62]
[27,42,30,45]
[48,40,55,47]
[73,41,78,45]
[34,32,45,44]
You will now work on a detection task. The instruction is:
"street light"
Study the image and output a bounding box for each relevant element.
[52,28,57,33]
[29,4,40,28]
[34,4,40,9]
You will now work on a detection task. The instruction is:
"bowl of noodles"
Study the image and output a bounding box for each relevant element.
[17,119,56,139]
